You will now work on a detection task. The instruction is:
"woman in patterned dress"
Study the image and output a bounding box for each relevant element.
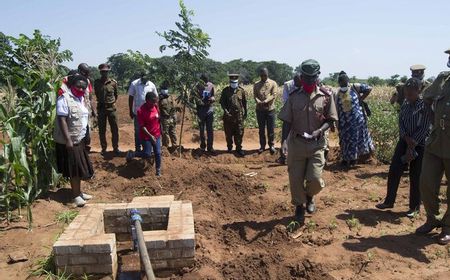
[335,71,375,167]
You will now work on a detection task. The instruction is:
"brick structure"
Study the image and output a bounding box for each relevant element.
[52,195,195,277]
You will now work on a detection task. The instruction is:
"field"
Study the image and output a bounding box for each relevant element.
[1,89,450,280]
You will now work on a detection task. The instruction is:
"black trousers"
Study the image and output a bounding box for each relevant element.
[198,112,214,150]
[256,109,275,149]
[384,139,424,210]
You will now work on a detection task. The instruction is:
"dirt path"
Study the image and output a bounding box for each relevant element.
[1,95,450,280]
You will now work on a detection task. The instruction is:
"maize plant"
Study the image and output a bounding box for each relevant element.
[0,30,72,230]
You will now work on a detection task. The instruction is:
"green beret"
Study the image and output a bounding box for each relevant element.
[300,59,320,76]
[410,64,426,71]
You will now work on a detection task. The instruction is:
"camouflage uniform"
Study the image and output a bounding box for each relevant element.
[94,77,119,151]
[220,85,248,152]
[159,95,178,147]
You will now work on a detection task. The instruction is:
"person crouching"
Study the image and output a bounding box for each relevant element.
[126,90,162,177]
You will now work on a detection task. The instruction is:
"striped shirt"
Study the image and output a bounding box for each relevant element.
[399,98,431,146]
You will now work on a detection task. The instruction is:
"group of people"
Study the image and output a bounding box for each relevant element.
[52,48,450,245]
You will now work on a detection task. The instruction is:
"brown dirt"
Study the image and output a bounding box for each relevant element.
[1,95,450,280]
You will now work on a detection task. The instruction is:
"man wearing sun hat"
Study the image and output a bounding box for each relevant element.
[94,63,120,155]
[278,59,338,224]
[416,48,450,245]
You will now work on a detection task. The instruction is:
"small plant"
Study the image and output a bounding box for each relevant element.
[346,215,361,230]
[55,210,78,225]
[286,220,300,233]
[305,220,317,233]
[30,251,73,279]
[366,250,376,262]
[368,193,381,202]
[328,218,338,231]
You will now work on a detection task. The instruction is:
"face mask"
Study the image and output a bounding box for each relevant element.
[412,73,424,81]
[230,80,239,89]
[301,80,317,94]
[447,58,450,68]
[340,86,348,92]
[70,86,85,98]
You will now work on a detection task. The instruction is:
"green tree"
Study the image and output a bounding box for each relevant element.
[367,76,385,86]
[157,0,211,155]
[387,74,400,86]
[107,50,152,90]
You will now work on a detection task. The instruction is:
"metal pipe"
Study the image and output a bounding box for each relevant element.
[131,209,156,280]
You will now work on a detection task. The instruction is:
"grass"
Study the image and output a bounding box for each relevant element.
[55,210,78,225]
[328,218,338,232]
[29,252,73,279]
[305,220,317,233]
[286,220,301,233]
[368,193,381,202]
[346,215,361,231]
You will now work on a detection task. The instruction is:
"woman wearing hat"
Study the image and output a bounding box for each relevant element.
[54,74,94,207]
[335,71,374,168]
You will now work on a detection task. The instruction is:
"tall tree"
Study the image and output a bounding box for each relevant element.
[157,0,211,155]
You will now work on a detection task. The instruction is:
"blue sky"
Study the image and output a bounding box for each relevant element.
[1,0,449,79]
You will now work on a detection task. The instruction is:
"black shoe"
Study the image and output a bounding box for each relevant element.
[416,219,441,235]
[406,208,420,218]
[269,146,276,155]
[207,148,217,155]
[375,202,394,210]
[438,230,450,245]
[236,149,245,157]
[277,156,286,165]
[306,196,316,214]
[227,147,233,153]
[295,205,305,224]
[100,148,107,155]
[113,148,121,156]
[258,147,265,154]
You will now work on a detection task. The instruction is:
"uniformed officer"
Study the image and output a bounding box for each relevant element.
[390,64,430,106]
[94,63,120,155]
[220,73,248,157]
[159,81,178,148]
[415,48,450,245]
[278,59,338,223]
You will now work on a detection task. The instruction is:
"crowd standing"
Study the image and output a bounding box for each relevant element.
[54,47,450,245]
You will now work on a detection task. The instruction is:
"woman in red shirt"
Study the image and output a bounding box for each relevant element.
[126,91,162,176]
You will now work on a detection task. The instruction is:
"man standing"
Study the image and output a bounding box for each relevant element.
[94,63,120,155]
[278,73,301,164]
[159,81,178,148]
[220,73,247,157]
[77,63,96,152]
[278,59,338,224]
[195,74,215,153]
[415,48,450,245]
[128,71,158,153]
[390,64,430,106]
[253,68,278,154]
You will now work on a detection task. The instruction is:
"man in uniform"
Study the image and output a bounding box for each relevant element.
[415,48,450,245]
[159,81,178,148]
[94,63,120,155]
[390,64,430,106]
[220,73,248,157]
[278,59,338,224]
[253,67,278,154]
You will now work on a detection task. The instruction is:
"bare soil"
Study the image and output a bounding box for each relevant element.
[1,95,450,280]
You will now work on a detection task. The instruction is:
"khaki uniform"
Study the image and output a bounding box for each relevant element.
[220,86,247,151]
[278,87,338,205]
[420,71,450,229]
[159,96,178,147]
[253,78,278,111]
[94,77,119,151]
[392,80,430,107]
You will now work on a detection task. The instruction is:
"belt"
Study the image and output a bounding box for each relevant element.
[292,132,320,142]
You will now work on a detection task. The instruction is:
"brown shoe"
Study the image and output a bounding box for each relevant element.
[415,219,440,235]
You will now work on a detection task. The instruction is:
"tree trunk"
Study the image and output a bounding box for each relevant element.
[178,102,187,158]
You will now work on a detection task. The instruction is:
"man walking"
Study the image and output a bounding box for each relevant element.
[253,68,278,154]
[94,63,120,155]
[278,59,338,224]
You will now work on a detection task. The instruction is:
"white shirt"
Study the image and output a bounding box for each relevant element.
[56,94,89,139]
[283,79,296,104]
[128,78,158,114]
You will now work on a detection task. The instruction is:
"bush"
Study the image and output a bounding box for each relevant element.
[366,97,398,163]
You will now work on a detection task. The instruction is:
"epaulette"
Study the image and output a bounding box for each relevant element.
[437,71,450,78]
[319,85,332,96]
